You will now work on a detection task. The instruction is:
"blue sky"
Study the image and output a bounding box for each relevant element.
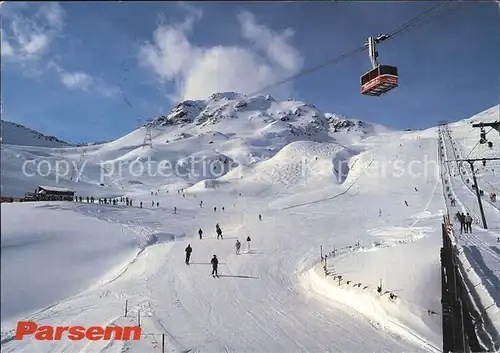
[1,1,498,143]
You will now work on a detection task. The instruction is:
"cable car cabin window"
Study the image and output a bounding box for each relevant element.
[361,67,379,85]
[379,65,398,76]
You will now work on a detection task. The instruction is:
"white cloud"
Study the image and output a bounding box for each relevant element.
[138,7,304,102]
[54,64,119,98]
[1,2,65,61]
[60,71,93,90]
[2,3,118,98]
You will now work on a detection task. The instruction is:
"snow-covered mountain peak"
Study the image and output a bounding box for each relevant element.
[145,92,382,141]
[0,120,72,148]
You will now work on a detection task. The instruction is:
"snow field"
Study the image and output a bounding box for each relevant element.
[1,94,499,352]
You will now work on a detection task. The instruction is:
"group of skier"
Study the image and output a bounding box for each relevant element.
[455,211,473,234]
[74,195,135,206]
[185,225,253,277]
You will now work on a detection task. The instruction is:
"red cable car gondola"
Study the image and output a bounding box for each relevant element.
[361,35,399,96]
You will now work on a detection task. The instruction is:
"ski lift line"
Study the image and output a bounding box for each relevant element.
[386,2,466,40]
[386,2,447,38]
[465,127,496,160]
[388,2,471,40]
[248,45,366,97]
[249,1,466,97]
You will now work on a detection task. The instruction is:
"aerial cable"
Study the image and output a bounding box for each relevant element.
[247,45,366,97]
[388,2,471,40]
[387,2,446,38]
[249,1,470,97]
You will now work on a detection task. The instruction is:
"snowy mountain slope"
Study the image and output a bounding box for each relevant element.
[1,120,72,148]
[0,124,445,352]
[1,95,499,352]
[0,93,388,198]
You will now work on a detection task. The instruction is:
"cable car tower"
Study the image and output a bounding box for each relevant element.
[142,118,160,148]
[361,34,399,96]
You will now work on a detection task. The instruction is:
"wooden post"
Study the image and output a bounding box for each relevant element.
[162,334,165,353]
[124,300,128,317]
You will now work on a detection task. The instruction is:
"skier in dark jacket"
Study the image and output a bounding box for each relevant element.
[465,213,473,233]
[185,244,192,265]
[246,236,252,252]
[198,228,203,239]
[459,212,466,234]
[211,255,218,276]
[217,227,223,239]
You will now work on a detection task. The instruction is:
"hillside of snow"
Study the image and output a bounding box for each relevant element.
[1,120,72,148]
[0,93,390,198]
[1,95,499,352]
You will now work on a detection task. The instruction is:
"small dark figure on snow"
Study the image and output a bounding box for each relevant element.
[157,202,159,207]
[414,187,418,192]
[235,240,241,255]
[174,206,177,214]
[211,255,219,276]
[185,244,192,265]
[404,200,409,207]
[217,227,223,239]
[214,206,217,212]
[198,228,203,239]
[246,236,251,252]
[258,214,262,221]
[140,201,143,208]
[199,201,203,208]
[222,207,225,211]
[465,213,472,233]
[152,200,154,207]
[458,212,466,234]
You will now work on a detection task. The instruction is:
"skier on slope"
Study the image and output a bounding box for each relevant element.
[185,244,192,265]
[235,240,241,255]
[258,214,262,221]
[198,228,203,239]
[465,213,473,233]
[217,227,223,240]
[174,206,177,214]
[246,236,252,252]
[459,212,466,234]
[211,255,219,277]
